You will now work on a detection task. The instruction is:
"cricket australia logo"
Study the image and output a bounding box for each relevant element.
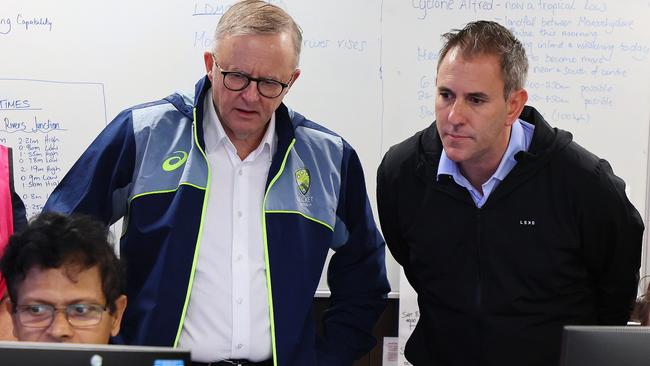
[295,168,311,195]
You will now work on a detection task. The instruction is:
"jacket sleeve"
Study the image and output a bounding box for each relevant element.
[43,109,137,225]
[377,148,409,266]
[376,147,423,294]
[581,159,644,324]
[316,145,390,366]
[10,191,27,232]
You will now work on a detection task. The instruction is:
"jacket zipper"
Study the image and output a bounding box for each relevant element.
[261,138,296,366]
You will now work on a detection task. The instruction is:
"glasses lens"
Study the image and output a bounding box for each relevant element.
[258,80,284,98]
[223,73,249,91]
[17,303,105,328]
[18,304,54,327]
[67,304,104,327]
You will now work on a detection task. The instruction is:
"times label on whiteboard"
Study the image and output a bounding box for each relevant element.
[0,78,107,218]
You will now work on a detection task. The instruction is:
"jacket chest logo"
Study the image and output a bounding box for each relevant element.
[519,220,536,226]
[162,151,188,172]
[295,168,311,195]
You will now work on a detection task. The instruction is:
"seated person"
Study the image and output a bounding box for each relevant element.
[0,212,127,343]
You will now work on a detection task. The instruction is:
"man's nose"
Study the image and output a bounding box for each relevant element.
[241,80,261,101]
[46,311,74,341]
[448,100,468,125]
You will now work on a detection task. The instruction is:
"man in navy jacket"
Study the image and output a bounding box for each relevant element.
[45,1,389,365]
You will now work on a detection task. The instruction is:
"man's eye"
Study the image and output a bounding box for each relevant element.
[230,73,248,81]
[70,304,91,315]
[19,304,51,316]
[469,97,485,105]
[26,304,48,314]
[259,79,281,87]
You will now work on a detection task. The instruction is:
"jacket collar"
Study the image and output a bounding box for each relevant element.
[192,76,296,185]
[416,105,572,206]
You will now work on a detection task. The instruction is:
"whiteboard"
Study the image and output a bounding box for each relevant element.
[1,1,650,301]
[382,0,650,215]
[0,0,393,293]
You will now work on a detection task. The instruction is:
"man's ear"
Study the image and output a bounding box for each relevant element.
[110,295,128,337]
[288,68,301,88]
[203,52,215,82]
[5,299,19,339]
[0,297,17,340]
[505,88,528,126]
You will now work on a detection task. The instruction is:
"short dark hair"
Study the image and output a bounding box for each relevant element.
[438,20,528,98]
[0,212,125,314]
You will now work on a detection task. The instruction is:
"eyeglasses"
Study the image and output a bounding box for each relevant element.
[212,54,292,98]
[15,303,108,328]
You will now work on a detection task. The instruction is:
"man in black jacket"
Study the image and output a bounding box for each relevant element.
[377,20,643,366]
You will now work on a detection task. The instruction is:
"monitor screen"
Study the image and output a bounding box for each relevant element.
[560,325,650,366]
[0,341,191,366]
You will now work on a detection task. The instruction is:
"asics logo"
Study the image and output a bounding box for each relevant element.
[162,151,188,172]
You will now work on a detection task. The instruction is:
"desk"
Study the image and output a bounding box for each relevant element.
[312,296,398,366]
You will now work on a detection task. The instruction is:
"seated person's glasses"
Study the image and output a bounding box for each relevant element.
[15,303,108,328]
[212,54,293,99]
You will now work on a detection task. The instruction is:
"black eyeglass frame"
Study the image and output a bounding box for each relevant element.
[14,303,109,329]
[211,54,293,98]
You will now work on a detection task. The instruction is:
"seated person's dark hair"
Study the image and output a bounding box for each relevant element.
[0,212,125,314]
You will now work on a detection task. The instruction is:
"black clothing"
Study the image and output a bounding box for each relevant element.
[11,191,26,232]
[377,106,644,366]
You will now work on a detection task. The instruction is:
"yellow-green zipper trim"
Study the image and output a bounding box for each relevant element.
[262,138,296,366]
[122,183,207,236]
[173,107,211,347]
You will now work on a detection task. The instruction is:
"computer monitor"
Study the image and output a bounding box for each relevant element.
[560,325,650,366]
[0,341,191,366]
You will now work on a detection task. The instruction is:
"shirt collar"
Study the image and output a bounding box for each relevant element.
[203,88,277,162]
[437,119,530,182]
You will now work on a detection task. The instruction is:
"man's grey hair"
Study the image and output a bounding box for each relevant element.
[437,20,528,98]
[214,0,303,68]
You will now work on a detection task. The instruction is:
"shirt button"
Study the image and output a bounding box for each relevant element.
[236,343,244,350]
[236,254,243,261]
[237,211,242,218]
[238,169,243,176]
[237,298,243,304]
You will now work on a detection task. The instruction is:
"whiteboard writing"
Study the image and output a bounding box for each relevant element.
[0,79,107,219]
[382,0,650,217]
[0,13,53,35]
[0,0,397,291]
[1,0,648,303]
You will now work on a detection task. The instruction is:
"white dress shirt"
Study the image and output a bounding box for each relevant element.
[178,90,276,362]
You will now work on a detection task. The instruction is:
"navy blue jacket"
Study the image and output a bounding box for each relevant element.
[45,76,390,366]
